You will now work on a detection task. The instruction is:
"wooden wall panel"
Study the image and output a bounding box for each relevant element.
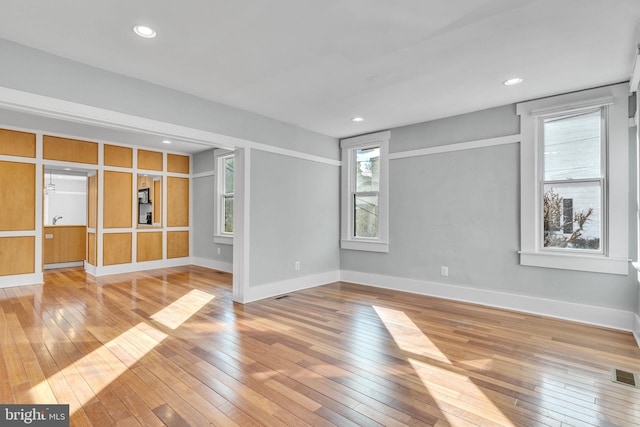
[103,171,132,228]
[138,149,163,171]
[0,236,34,275]
[167,231,189,259]
[0,129,36,158]
[87,174,97,229]
[137,232,163,262]
[0,161,35,231]
[167,177,189,227]
[103,233,132,266]
[153,179,161,225]
[87,232,96,266]
[43,226,86,264]
[43,135,98,164]
[104,144,133,168]
[167,154,190,174]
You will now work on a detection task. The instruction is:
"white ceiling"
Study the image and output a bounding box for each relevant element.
[0,0,639,144]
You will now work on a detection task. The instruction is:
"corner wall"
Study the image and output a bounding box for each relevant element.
[340,101,638,331]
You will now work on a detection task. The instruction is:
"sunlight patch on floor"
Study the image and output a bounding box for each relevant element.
[30,322,167,415]
[151,289,214,329]
[374,305,514,426]
[31,289,214,415]
[373,305,450,364]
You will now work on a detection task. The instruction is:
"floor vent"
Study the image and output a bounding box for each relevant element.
[275,295,290,300]
[611,369,639,388]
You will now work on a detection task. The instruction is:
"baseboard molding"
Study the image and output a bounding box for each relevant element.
[340,270,636,333]
[634,313,640,348]
[244,270,341,303]
[0,272,44,289]
[44,261,84,270]
[191,257,233,273]
[86,258,191,277]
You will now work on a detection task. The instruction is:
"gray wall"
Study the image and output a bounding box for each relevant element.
[192,149,233,267]
[0,39,338,160]
[250,150,340,287]
[341,105,638,312]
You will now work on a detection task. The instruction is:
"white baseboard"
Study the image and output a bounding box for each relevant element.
[44,261,84,269]
[191,257,233,273]
[0,272,43,289]
[244,270,341,303]
[86,258,191,277]
[634,313,640,348]
[340,270,636,333]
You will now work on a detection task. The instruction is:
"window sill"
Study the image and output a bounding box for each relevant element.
[341,239,389,253]
[214,235,233,245]
[519,251,629,275]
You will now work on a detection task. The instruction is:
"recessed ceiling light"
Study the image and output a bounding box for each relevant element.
[351,117,365,122]
[133,25,157,39]
[503,77,524,86]
[162,139,171,144]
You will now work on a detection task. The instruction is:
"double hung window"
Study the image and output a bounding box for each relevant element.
[341,131,389,252]
[541,108,605,252]
[517,83,629,274]
[214,151,234,244]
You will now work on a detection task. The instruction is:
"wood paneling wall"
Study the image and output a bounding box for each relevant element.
[153,179,161,224]
[167,154,190,174]
[87,174,97,229]
[104,144,133,168]
[0,161,35,231]
[43,135,98,164]
[87,232,96,266]
[138,149,163,171]
[103,233,132,265]
[43,226,86,264]
[0,236,34,275]
[167,231,189,258]
[137,232,163,262]
[167,177,189,227]
[0,129,36,158]
[103,171,132,228]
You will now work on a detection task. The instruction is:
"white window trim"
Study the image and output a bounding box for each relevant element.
[517,84,629,274]
[340,130,390,253]
[214,149,234,245]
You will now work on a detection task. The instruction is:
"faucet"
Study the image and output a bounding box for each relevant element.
[53,215,63,225]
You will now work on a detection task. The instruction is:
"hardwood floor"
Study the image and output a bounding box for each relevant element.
[1,266,639,426]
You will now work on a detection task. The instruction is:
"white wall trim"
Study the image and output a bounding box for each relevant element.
[191,257,233,274]
[340,270,636,333]
[0,273,43,289]
[634,313,640,348]
[388,134,520,161]
[630,46,640,93]
[87,258,190,277]
[244,270,341,303]
[192,171,215,179]
[248,143,340,167]
[44,261,83,269]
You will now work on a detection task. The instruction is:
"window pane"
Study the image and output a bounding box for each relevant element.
[224,157,234,194]
[224,196,233,233]
[354,194,378,238]
[543,182,601,250]
[543,110,601,180]
[355,147,379,192]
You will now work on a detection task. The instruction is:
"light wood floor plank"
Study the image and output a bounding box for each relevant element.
[1,266,639,426]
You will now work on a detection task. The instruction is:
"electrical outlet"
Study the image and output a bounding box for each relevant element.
[294,261,301,271]
[217,247,221,255]
[440,266,449,277]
